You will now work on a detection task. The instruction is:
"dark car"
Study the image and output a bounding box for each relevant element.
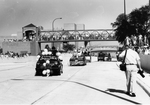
[98,52,112,61]
[84,51,92,62]
[69,54,87,66]
[104,53,112,61]
[97,52,105,61]
[35,54,63,76]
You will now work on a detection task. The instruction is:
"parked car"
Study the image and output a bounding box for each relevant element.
[69,54,87,66]
[35,54,63,76]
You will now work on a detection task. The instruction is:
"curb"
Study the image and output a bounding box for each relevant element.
[137,76,150,97]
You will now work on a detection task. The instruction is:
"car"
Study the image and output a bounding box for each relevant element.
[104,53,112,61]
[35,54,63,76]
[69,54,87,66]
[97,52,105,61]
[84,54,92,62]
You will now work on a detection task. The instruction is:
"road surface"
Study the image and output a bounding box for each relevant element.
[0,54,149,105]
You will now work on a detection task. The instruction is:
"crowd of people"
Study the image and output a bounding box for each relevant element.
[0,51,30,59]
[39,32,115,41]
[37,45,63,61]
[71,47,91,58]
[124,35,150,55]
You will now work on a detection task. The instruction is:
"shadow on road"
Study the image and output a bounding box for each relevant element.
[72,81,141,105]
[106,88,126,94]
[11,78,141,105]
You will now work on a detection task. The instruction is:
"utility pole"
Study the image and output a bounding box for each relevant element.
[148,0,150,45]
[51,17,62,47]
[124,0,126,18]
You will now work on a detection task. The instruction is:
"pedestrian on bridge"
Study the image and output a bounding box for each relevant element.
[119,45,143,97]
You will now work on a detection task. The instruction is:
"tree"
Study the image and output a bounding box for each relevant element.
[63,43,75,52]
[111,5,149,44]
[111,14,133,43]
[128,5,149,36]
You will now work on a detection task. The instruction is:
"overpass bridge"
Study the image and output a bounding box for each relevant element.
[37,29,118,49]
[2,28,119,56]
[38,29,116,42]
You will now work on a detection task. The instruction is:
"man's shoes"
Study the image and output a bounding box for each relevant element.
[126,92,136,97]
[126,92,130,95]
[130,93,136,97]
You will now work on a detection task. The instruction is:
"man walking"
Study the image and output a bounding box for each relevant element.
[119,45,143,97]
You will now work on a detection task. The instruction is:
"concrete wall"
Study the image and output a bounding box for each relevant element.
[2,41,31,54]
[139,54,150,74]
[30,41,41,55]
[2,41,40,56]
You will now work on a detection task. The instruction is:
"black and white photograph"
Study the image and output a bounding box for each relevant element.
[0,0,150,104]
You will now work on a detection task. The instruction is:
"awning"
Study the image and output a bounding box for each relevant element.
[91,47,118,52]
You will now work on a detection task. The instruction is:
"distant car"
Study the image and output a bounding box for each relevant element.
[104,53,112,61]
[97,52,105,61]
[35,54,63,76]
[69,54,87,66]
[98,52,112,61]
[84,52,92,62]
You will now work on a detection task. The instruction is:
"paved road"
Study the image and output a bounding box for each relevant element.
[0,54,149,105]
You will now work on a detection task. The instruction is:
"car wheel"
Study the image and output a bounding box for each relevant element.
[60,65,63,74]
[57,69,61,75]
[70,63,72,66]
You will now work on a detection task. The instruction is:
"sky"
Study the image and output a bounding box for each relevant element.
[0,0,149,36]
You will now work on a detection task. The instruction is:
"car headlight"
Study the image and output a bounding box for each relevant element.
[43,63,46,66]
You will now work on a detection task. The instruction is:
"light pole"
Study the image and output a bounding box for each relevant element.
[148,0,150,45]
[52,17,62,47]
[124,0,126,19]
[52,17,62,31]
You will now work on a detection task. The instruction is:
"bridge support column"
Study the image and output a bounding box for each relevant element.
[84,41,89,48]
[63,41,68,49]
[30,41,41,56]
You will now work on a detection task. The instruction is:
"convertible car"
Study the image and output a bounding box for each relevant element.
[69,54,87,66]
[84,54,92,62]
[35,54,63,76]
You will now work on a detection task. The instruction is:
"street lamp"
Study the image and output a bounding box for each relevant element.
[52,17,62,31]
[52,17,62,47]
[124,0,126,19]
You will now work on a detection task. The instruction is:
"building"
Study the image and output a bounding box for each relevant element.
[64,23,76,30]
[2,23,40,55]
[76,24,85,30]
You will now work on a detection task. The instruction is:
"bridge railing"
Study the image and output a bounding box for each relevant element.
[38,29,116,42]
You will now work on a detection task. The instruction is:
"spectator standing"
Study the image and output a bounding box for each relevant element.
[138,34,143,47]
[124,36,132,46]
[144,47,150,55]
[51,46,58,56]
[143,35,149,46]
